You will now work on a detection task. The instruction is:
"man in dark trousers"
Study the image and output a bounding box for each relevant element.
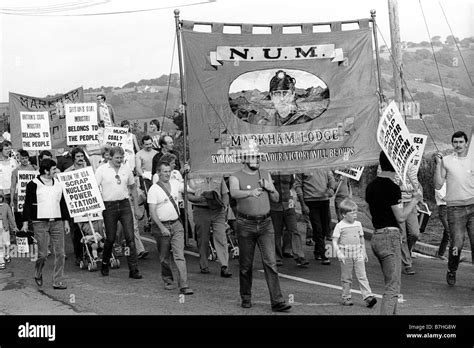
[366,151,421,315]
[229,140,291,312]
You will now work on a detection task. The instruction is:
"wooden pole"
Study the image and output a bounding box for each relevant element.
[388,0,403,115]
[174,9,190,246]
[370,10,385,104]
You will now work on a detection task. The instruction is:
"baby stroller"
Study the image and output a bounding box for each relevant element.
[78,220,120,272]
[208,222,239,261]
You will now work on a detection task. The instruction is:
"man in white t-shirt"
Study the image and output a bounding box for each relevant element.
[0,141,17,205]
[147,162,193,295]
[434,130,474,287]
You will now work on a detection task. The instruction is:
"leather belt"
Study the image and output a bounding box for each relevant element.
[161,219,179,224]
[237,212,271,221]
[374,227,400,234]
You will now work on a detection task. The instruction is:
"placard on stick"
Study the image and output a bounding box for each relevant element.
[20,111,51,150]
[334,166,364,181]
[65,103,99,146]
[56,167,104,218]
[16,170,39,212]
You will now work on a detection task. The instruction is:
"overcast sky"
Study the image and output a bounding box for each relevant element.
[1,0,473,102]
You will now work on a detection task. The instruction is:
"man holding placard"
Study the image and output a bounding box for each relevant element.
[95,146,142,279]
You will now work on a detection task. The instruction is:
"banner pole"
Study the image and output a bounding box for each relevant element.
[174,9,190,246]
[370,10,385,104]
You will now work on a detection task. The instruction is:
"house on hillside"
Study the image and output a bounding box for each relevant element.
[137,85,161,94]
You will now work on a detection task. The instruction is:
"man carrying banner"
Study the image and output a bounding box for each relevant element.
[95,146,142,279]
[0,141,17,205]
[366,151,422,315]
[229,140,291,312]
[22,158,70,289]
[96,94,115,128]
[434,131,474,287]
[11,150,36,229]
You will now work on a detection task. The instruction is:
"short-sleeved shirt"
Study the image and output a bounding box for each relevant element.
[443,154,474,206]
[333,220,364,246]
[365,176,401,229]
[0,158,18,193]
[147,179,183,222]
[95,163,134,201]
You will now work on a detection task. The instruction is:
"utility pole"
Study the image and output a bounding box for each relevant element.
[388,0,404,115]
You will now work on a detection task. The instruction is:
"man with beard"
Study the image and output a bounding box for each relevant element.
[229,140,291,312]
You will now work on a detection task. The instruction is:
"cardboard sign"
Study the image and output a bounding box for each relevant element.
[410,133,427,175]
[20,111,51,150]
[65,103,99,145]
[102,127,129,148]
[56,167,104,218]
[17,170,39,212]
[73,212,103,223]
[334,166,364,181]
[377,101,417,183]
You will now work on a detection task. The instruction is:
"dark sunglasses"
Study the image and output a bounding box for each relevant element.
[115,174,121,185]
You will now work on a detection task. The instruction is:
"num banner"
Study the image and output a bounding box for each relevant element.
[181,19,380,176]
[9,87,84,152]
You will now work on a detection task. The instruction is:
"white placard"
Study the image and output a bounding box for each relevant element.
[410,133,427,175]
[56,167,105,218]
[20,111,51,150]
[16,170,39,212]
[102,127,129,148]
[334,166,364,181]
[73,212,103,223]
[65,103,99,145]
[377,101,417,183]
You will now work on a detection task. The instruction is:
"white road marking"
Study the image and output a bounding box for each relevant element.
[259,270,383,299]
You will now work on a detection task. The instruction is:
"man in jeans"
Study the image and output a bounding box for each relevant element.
[147,162,193,295]
[229,140,291,312]
[295,169,336,265]
[270,173,308,268]
[366,151,422,315]
[95,146,142,279]
[434,130,474,286]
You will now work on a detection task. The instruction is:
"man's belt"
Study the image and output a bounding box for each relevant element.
[161,219,179,224]
[374,227,400,234]
[237,212,271,221]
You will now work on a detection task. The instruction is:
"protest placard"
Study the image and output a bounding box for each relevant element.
[102,127,129,148]
[20,111,51,150]
[334,166,364,181]
[410,133,427,175]
[16,170,39,212]
[377,101,417,183]
[56,167,104,218]
[65,103,99,145]
[74,212,103,223]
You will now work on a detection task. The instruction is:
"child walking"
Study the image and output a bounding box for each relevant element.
[332,198,377,307]
[0,192,18,269]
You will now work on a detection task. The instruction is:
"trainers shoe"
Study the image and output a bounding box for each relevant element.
[241,300,252,309]
[271,302,291,312]
[5,256,11,264]
[321,258,331,265]
[220,266,232,278]
[402,267,415,275]
[295,257,309,268]
[365,296,377,308]
[129,270,143,279]
[180,287,194,295]
[53,282,67,290]
[100,262,109,276]
[446,271,456,286]
[0,262,5,270]
[164,283,175,290]
[342,298,353,306]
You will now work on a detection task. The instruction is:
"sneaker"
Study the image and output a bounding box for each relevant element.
[164,283,175,290]
[53,282,67,290]
[342,298,353,306]
[180,287,194,295]
[402,267,415,275]
[5,256,11,264]
[446,271,456,286]
[365,296,377,308]
[0,262,5,270]
[220,266,232,278]
[314,255,322,261]
[271,302,292,312]
[241,300,252,309]
[100,262,109,276]
[295,257,309,268]
[321,258,331,265]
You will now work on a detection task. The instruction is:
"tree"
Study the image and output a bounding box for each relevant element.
[445,35,459,46]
